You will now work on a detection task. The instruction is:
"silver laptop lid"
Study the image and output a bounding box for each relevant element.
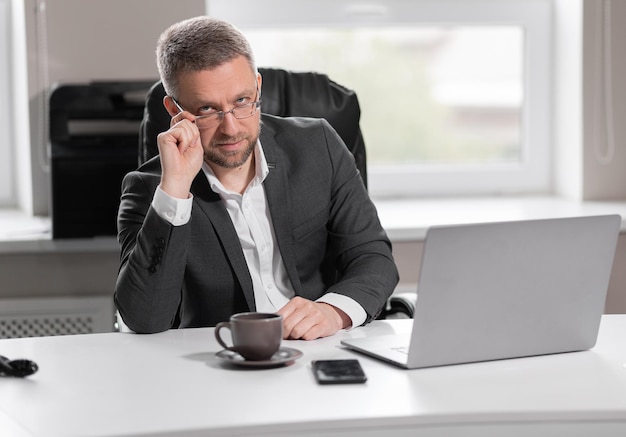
[407,214,621,368]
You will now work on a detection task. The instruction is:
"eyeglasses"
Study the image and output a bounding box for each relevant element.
[171,88,262,130]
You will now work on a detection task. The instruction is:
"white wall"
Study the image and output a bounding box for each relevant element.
[22,0,205,216]
[582,0,626,199]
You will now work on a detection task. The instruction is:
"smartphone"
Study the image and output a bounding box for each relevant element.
[311,359,367,384]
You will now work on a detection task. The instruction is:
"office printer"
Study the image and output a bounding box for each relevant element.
[49,81,156,238]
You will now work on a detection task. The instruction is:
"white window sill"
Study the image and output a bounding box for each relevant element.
[0,210,118,254]
[1,196,626,253]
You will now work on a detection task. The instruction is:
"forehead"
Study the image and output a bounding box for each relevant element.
[177,56,257,104]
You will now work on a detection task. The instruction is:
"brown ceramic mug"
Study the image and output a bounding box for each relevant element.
[214,312,283,361]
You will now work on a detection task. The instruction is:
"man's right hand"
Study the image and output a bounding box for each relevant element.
[157,112,204,199]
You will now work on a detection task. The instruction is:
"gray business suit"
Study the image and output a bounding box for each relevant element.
[114,114,398,333]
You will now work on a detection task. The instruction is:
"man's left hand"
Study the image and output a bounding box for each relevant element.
[277,297,351,340]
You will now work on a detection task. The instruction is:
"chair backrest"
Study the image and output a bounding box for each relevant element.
[139,67,367,187]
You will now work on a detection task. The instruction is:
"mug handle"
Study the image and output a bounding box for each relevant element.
[214,322,233,350]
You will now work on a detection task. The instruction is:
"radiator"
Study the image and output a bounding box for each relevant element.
[0,296,114,338]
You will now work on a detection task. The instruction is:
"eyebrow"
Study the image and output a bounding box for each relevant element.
[189,85,258,110]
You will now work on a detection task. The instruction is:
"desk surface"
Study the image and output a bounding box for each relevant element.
[1,316,626,437]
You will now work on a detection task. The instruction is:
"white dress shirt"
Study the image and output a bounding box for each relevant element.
[151,142,366,328]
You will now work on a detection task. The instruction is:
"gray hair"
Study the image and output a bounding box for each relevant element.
[156,16,256,98]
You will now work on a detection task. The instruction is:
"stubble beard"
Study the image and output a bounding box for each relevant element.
[204,132,259,169]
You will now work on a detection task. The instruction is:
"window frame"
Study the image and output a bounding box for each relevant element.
[208,0,553,198]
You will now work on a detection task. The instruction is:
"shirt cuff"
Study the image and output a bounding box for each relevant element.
[316,293,367,330]
[152,185,193,226]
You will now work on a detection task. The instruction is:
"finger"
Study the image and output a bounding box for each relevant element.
[158,119,200,156]
[169,109,196,128]
[296,302,349,340]
[173,118,201,150]
[157,120,203,198]
[280,299,329,340]
[286,313,317,340]
[292,316,325,340]
[277,297,310,339]
[277,295,308,320]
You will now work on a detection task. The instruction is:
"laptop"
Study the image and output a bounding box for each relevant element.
[341,215,621,369]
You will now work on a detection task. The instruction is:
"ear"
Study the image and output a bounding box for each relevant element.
[163,95,180,117]
[256,71,263,97]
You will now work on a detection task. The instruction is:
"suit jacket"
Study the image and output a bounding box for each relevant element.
[114,114,398,333]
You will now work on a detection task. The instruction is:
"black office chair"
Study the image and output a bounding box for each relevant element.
[137,67,414,319]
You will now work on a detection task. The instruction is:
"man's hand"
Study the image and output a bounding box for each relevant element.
[277,297,352,340]
[157,112,204,199]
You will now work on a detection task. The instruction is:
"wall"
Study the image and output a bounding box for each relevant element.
[0,250,119,300]
[22,0,206,216]
[553,0,626,201]
[582,0,626,199]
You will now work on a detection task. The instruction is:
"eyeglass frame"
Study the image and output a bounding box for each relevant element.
[170,86,262,130]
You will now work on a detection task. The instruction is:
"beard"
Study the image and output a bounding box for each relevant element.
[204,131,259,169]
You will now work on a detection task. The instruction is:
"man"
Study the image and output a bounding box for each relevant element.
[114,16,398,339]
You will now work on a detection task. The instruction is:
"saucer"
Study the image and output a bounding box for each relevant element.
[215,347,303,368]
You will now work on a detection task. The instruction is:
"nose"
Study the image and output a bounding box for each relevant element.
[217,111,239,136]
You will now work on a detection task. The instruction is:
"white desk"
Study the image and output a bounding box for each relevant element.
[2,316,626,437]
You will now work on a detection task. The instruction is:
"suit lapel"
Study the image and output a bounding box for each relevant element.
[260,124,303,294]
[190,172,256,311]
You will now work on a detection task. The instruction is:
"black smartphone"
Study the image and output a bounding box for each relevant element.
[311,359,367,385]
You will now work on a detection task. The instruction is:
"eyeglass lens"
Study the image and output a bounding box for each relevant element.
[194,102,260,130]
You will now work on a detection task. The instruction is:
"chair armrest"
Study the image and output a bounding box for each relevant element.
[387,292,417,318]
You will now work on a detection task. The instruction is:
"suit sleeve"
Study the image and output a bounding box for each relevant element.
[114,171,189,333]
[320,121,399,322]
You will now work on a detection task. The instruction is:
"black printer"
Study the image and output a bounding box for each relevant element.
[49,81,156,238]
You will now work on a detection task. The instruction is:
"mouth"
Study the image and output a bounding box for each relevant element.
[214,137,245,151]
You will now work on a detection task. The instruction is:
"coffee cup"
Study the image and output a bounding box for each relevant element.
[214,312,283,361]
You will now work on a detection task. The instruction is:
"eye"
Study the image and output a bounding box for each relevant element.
[197,105,217,115]
[234,96,252,107]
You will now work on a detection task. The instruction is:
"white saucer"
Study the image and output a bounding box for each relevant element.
[215,347,303,368]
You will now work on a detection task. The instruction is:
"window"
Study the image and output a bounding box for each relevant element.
[0,0,15,206]
[208,0,552,198]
